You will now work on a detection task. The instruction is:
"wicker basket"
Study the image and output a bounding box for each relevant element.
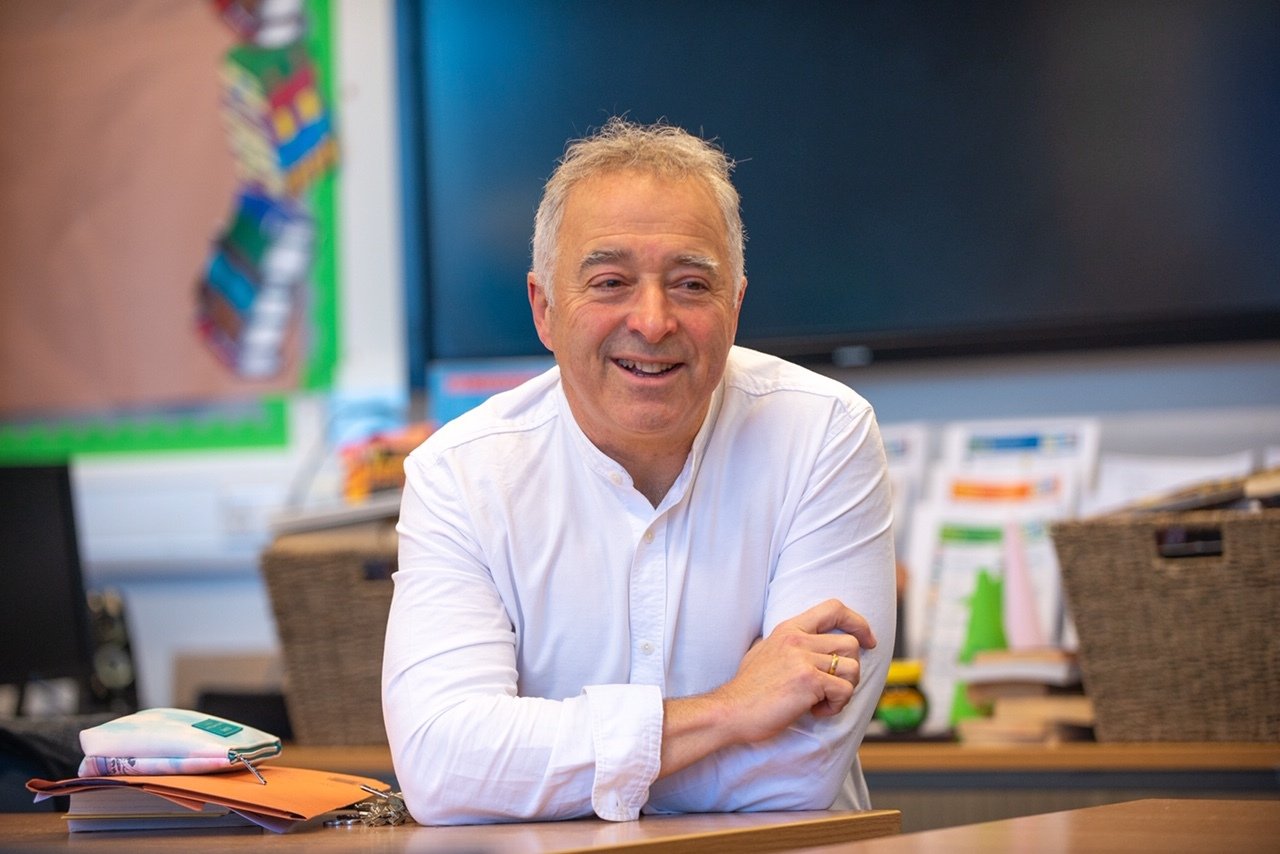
[1050,509,1279,742]
[260,521,398,745]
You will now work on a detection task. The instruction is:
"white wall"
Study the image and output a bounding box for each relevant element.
[837,341,1280,428]
[834,340,1280,458]
[71,2,1280,710]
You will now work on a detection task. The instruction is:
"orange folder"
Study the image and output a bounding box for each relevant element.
[28,765,390,833]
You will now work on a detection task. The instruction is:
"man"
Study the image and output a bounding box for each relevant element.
[383,118,896,825]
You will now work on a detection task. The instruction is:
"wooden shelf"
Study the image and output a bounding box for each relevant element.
[858,740,1280,772]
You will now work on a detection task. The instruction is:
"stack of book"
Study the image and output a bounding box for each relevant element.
[954,648,1095,745]
[63,786,256,833]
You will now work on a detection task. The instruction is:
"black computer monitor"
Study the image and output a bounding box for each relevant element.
[0,465,97,704]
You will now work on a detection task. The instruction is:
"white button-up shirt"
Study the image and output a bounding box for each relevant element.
[383,347,896,825]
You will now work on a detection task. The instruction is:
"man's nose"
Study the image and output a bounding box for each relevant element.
[628,283,677,342]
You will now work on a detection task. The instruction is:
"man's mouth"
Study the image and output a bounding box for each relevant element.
[615,358,678,377]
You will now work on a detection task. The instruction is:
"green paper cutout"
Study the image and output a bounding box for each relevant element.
[949,567,1009,725]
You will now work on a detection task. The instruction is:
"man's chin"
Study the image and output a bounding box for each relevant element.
[611,403,705,440]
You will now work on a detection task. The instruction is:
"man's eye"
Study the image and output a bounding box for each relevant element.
[592,278,626,289]
[677,280,709,292]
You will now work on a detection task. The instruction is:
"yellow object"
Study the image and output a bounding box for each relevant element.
[886,659,923,685]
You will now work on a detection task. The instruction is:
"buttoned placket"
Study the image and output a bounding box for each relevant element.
[600,464,670,691]
[565,378,719,697]
[627,512,667,688]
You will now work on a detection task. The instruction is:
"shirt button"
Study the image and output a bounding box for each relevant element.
[643,530,654,544]
[610,473,623,486]
[641,642,654,655]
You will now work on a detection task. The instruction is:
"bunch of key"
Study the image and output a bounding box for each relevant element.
[356,785,411,826]
[324,785,412,827]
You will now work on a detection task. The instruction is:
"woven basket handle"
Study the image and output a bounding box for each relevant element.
[1155,523,1223,559]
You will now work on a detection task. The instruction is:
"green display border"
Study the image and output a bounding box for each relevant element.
[300,0,340,392]
[0,0,339,464]
[0,398,291,464]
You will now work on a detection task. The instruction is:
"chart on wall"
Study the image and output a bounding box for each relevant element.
[0,0,338,461]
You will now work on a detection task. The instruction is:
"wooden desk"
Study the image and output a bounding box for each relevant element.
[0,808,900,853]
[791,798,1280,853]
[280,742,1280,834]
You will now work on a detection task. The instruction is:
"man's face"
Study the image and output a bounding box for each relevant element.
[529,169,745,461]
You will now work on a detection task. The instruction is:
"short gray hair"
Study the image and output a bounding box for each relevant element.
[531,117,746,303]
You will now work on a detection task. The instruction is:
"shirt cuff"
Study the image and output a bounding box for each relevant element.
[583,683,663,821]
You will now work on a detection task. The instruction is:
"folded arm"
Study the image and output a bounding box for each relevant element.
[646,404,897,813]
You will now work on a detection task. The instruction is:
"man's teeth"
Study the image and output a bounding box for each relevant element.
[617,359,673,375]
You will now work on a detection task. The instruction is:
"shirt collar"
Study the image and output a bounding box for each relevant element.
[554,374,727,508]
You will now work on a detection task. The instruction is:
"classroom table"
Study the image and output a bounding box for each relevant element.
[0,807,901,853]
[279,742,1280,833]
[788,798,1280,853]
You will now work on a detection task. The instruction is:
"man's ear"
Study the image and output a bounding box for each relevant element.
[528,273,555,352]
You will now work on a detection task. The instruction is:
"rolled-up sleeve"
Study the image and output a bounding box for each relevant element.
[584,684,664,820]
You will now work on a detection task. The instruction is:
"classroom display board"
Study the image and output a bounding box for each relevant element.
[0,0,338,461]
[400,0,1280,375]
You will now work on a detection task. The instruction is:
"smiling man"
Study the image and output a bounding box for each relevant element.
[383,118,897,825]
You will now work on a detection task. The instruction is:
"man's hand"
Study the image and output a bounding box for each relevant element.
[659,599,877,777]
[718,598,876,741]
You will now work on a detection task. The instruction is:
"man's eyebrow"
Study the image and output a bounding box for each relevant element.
[578,248,631,274]
[674,254,720,273]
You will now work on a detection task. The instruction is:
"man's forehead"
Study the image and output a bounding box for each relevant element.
[562,172,726,247]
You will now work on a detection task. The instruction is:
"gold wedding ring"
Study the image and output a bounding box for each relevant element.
[827,653,840,676]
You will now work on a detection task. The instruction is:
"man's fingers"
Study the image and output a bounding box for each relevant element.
[820,649,862,686]
[783,598,877,650]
